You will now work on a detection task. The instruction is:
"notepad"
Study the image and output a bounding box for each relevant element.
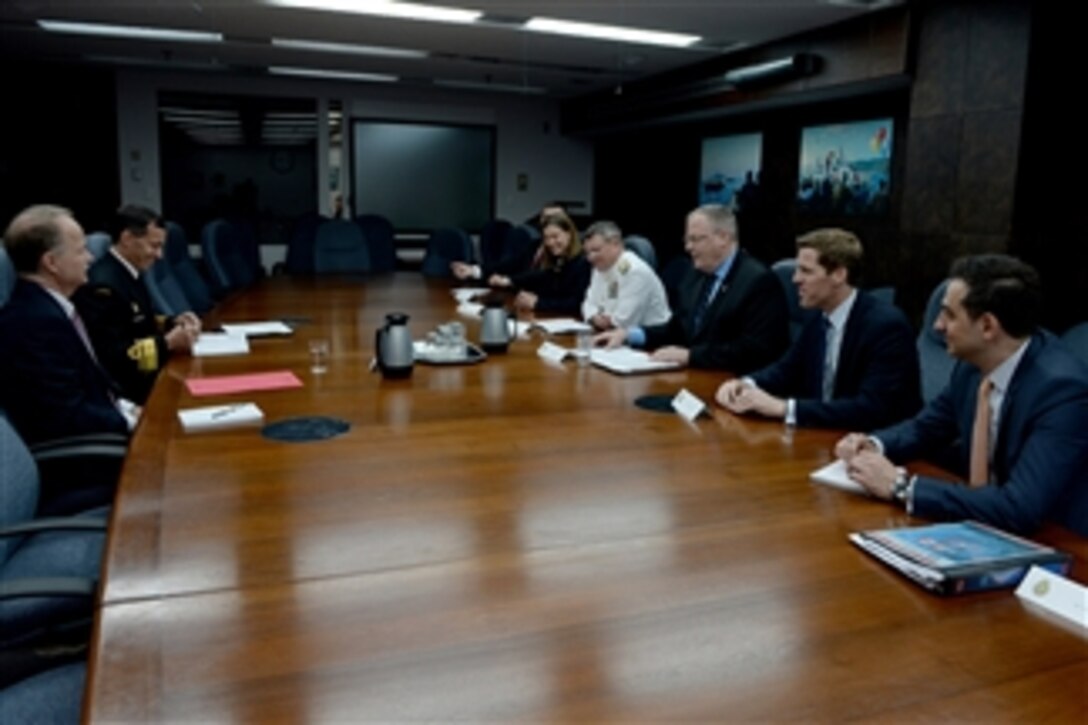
[457,302,484,318]
[178,403,264,432]
[220,321,294,337]
[186,370,303,396]
[451,287,489,302]
[193,333,250,357]
[809,459,868,496]
[589,347,681,375]
[531,318,593,335]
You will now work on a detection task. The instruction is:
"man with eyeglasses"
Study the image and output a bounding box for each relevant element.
[595,203,788,373]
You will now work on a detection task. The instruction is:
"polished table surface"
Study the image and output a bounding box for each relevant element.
[86,274,1087,722]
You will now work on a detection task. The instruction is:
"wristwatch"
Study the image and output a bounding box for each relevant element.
[891,467,914,507]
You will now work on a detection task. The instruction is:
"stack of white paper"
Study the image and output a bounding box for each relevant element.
[451,287,489,303]
[589,347,681,375]
[220,321,293,337]
[193,333,250,357]
[457,302,484,318]
[178,403,264,432]
[531,318,593,335]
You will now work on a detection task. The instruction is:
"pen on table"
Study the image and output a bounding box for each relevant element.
[211,404,241,419]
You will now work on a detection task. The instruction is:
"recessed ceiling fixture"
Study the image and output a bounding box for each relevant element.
[268,65,398,83]
[38,19,223,43]
[434,79,546,95]
[271,37,428,58]
[524,17,700,48]
[266,1,482,25]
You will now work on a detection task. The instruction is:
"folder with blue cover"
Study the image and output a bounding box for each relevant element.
[849,520,1072,595]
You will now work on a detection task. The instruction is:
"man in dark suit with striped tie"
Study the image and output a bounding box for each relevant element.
[595,204,789,373]
[836,255,1088,536]
[716,228,921,429]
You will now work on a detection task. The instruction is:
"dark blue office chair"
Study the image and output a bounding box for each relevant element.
[0,247,14,308]
[0,415,106,674]
[492,224,539,277]
[164,222,213,314]
[659,254,692,312]
[868,285,896,306]
[314,220,370,274]
[201,219,258,296]
[421,228,473,278]
[1060,321,1088,364]
[0,661,86,721]
[478,219,512,273]
[623,235,657,270]
[84,232,111,262]
[355,214,397,273]
[917,279,955,403]
[772,258,810,342]
[144,258,191,317]
[283,213,327,276]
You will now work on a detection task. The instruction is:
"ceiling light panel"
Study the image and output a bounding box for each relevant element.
[271,37,428,58]
[39,20,223,43]
[265,1,482,25]
[524,17,700,48]
[268,65,398,82]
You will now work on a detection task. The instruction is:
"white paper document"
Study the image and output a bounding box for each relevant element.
[589,347,682,375]
[220,321,293,337]
[537,341,570,363]
[193,333,250,357]
[451,287,489,303]
[178,402,264,432]
[531,318,593,335]
[457,302,484,318]
[810,459,868,496]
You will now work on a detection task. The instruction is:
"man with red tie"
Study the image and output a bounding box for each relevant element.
[836,255,1088,536]
[0,204,131,443]
[0,205,133,513]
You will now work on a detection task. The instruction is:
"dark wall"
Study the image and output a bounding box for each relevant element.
[0,63,119,234]
[587,1,1075,331]
[1013,5,1088,332]
[594,90,908,283]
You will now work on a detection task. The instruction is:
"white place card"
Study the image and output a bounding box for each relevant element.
[1015,565,1088,630]
[671,388,707,422]
[457,302,484,318]
[537,341,570,364]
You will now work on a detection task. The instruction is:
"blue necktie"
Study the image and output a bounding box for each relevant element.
[692,273,717,332]
[821,316,835,402]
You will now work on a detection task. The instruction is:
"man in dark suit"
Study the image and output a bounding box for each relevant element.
[0,205,130,443]
[837,255,1088,536]
[595,204,789,373]
[716,228,921,429]
[73,205,199,404]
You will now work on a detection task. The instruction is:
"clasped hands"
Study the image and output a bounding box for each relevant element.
[715,379,786,418]
[166,311,202,352]
[834,432,900,500]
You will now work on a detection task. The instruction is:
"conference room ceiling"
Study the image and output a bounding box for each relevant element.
[0,1,901,98]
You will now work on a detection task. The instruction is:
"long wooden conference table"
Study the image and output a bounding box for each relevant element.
[86,274,1087,721]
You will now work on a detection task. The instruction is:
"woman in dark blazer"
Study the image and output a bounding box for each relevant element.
[489,211,590,316]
